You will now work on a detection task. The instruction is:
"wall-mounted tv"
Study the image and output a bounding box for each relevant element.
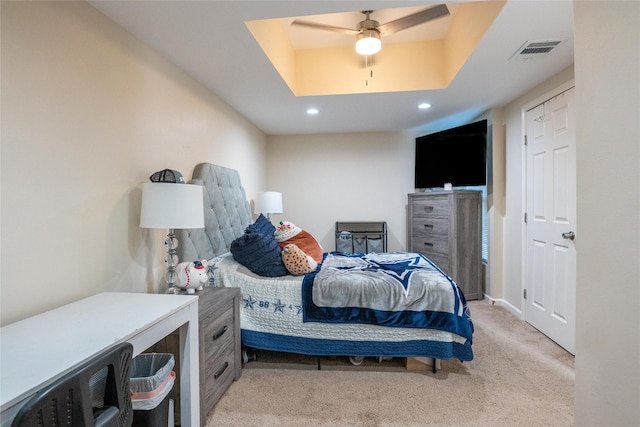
[414,120,487,189]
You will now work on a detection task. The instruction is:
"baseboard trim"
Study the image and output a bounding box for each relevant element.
[481,295,523,319]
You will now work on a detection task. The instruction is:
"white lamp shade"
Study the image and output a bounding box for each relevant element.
[254,191,283,215]
[140,183,204,229]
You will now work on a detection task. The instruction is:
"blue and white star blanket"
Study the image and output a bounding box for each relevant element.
[302,252,474,343]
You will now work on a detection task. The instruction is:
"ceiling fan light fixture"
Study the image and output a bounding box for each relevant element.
[355,29,381,55]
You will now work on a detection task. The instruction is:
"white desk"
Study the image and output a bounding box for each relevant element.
[0,292,200,426]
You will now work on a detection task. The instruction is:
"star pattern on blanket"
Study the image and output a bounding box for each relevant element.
[365,254,428,291]
[244,295,257,310]
[242,295,302,315]
[273,299,286,313]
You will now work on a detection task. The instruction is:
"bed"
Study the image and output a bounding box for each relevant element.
[176,163,474,370]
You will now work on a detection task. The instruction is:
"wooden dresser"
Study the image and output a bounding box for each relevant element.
[408,191,482,300]
[153,286,241,425]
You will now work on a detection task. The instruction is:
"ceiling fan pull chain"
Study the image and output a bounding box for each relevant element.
[364,55,374,86]
[365,55,369,86]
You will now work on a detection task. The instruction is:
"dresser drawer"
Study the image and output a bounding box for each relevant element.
[410,195,451,218]
[424,254,450,276]
[411,217,449,240]
[410,243,449,274]
[410,232,449,257]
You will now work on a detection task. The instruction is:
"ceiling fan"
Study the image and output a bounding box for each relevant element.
[291,4,450,56]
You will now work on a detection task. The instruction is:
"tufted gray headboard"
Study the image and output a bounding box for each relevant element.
[176,163,252,263]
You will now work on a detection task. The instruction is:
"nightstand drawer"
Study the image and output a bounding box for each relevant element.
[203,300,234,350]
[203,337,235,412]
[411,196,450,218]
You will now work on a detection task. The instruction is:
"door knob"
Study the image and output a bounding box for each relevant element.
[562,231,575,240]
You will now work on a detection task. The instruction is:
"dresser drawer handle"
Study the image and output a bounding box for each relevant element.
[214,362,229,379]
[212,325,228,341]
[423,206,434,213]
[423,224,434,229]
[424,242,434,247]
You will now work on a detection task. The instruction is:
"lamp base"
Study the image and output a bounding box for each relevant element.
[164,229,179,293]
[164,286,180,295]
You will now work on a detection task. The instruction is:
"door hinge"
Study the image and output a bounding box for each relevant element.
[524,212,528,223]
[524,289,527,300]
[524,135,528,146]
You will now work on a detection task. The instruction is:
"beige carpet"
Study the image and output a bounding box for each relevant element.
[205,301,575,426]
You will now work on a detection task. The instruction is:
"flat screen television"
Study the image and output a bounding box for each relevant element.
[414,120,487,189]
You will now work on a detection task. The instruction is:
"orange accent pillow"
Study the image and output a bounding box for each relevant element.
[278,230,323,264]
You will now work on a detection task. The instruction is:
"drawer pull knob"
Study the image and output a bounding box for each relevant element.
[214,362,229,379]
[212,325,228,341]
[424,242,434,247]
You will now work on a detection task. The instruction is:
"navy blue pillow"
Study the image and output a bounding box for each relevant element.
[230,214,288,277]
[247,213,275,236]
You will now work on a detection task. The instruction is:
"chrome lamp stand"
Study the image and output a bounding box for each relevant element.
[164,228,180,294]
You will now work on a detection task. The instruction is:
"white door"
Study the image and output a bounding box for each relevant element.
[524,87,576,354]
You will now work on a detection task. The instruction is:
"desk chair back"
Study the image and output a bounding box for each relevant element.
[11,342,134,427]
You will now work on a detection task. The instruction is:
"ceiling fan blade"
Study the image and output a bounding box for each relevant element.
[377,4,450,37]
[291,19,359,35]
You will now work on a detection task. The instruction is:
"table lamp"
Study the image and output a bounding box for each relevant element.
[254,191,283,220]
[140,182,204,292]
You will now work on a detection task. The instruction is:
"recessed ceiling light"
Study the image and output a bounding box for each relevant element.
[306,108,319,115]
[418,103,431,110]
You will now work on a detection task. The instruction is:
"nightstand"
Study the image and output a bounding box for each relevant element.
[198,286,241,422]
[152,286,241,426]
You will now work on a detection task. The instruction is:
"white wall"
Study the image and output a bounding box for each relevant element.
[0,1,267,325]
[266,132,414,252]
[573,2,640,425]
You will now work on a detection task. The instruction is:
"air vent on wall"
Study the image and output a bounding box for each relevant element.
[510,39,565,60]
